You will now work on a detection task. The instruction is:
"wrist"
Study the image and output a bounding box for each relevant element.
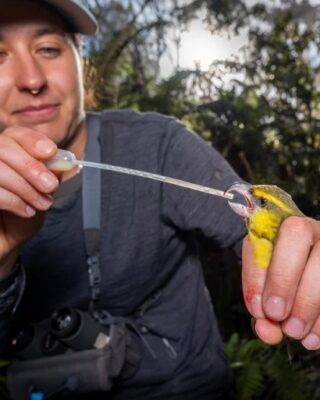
[0,249,20,280]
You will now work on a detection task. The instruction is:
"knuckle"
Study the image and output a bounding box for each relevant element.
[295,293,319,312]
[19,184,38,204]
[24,158,43,174]
[1,126,43,151]
[1,190,25,214]
[269,269,293,290]
[8,197,23,212]
[1,125,22,139]
[0,137,12,159]
[280,216,312,237]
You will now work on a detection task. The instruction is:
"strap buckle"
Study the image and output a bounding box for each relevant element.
[87,255,101,303]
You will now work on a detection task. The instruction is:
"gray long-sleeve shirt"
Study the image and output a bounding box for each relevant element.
[8,110,246,399]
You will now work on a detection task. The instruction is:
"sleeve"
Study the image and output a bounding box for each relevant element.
[0,261,25,356]
[161,119,247,253]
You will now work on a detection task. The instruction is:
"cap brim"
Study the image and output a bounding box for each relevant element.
[43,0,98,35]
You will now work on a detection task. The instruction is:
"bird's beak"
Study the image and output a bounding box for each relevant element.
[224,182,255,218]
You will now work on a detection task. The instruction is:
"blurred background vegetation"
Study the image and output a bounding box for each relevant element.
[81,1,320,398]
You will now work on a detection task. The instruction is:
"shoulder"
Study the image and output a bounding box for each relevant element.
[92,110,210,167]
[100,109,176,126]
[94,109,195,156]
[98,109,190,138]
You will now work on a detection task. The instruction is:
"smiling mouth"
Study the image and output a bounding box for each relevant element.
[13,104,60,123]
[14,103,59,115]
[224,182,254,218]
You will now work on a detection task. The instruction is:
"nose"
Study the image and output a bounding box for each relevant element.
[15,52,47,94]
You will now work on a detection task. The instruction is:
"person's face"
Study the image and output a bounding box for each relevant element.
[0,0,86,150]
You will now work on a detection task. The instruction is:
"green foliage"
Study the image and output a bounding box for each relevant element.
[226,334,317,400]
[85,1,320,218]
[196,4,320,218]
[83,2,320,395]
[84,23,137,109]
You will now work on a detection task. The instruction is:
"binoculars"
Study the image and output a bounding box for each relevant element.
[11,307,111,360]
[7,308,132,400]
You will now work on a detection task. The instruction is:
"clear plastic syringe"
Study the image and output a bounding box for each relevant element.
[45,149,234,201]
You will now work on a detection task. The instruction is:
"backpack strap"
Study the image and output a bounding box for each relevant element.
[82,112,102,310]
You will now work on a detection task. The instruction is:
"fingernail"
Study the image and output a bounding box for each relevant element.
[251,294,264,318]
[36,140,56,155]
[37,195,53,209]
[302,333,320,350]
[283,317,305,339]
[265,296,286,320]
[39,172,58,190]
[25,205,36,217]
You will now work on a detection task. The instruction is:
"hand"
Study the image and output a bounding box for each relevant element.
[242,216,320,350]
[0,126,59,276]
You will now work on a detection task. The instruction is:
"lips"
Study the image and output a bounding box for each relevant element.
[224,182,255,218]
[13,103,60,121]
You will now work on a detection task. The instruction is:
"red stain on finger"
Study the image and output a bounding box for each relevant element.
[244,287,257,308]
[244,287,264,318]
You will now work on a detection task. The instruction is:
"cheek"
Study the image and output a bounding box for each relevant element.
[45,58,84,142]
[0,73,15,130]
[51,64,82,106]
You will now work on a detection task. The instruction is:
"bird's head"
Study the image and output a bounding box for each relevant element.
[225,182,304,268]
[225,182,303,221]
[225,182,304,246]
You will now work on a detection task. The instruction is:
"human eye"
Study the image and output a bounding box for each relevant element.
[37,45,62,59]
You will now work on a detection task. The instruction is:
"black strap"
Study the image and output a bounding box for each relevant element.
[82,112,102,310]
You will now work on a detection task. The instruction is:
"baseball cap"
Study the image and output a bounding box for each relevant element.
[43,0,98,35]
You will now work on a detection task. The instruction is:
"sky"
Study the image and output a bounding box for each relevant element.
[160,20,247,77]
[176,21,247,71]
[160,0,320,78]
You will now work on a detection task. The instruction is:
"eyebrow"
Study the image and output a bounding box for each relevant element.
[32,27,65,39]
[0,26,65,42]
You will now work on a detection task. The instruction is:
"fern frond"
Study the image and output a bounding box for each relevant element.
[236,360,264,400]
[265,351,307,400]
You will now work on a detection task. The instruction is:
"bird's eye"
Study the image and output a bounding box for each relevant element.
[259,197,268,207]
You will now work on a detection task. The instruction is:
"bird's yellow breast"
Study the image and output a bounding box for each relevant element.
[247,209,283,269]
[248,209,282,243]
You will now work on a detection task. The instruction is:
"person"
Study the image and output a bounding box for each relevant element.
[0,1,319,399]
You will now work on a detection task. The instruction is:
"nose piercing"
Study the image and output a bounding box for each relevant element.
[30,89,41,95]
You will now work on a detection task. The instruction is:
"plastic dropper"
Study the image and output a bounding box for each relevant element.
[45,149,234,201]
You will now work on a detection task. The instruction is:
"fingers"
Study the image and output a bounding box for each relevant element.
[281,238,320,341]
[0,127,59,216]
[0,160,53,214]
[301,316,320,350]
[262,217,313,322]
[3,125,57,159]
[242,237,284,345]
[253,318,284,345]
[242,236,267,319]
[243,216,320,350]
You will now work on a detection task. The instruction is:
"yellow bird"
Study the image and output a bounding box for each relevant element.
[225,183,304,269]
